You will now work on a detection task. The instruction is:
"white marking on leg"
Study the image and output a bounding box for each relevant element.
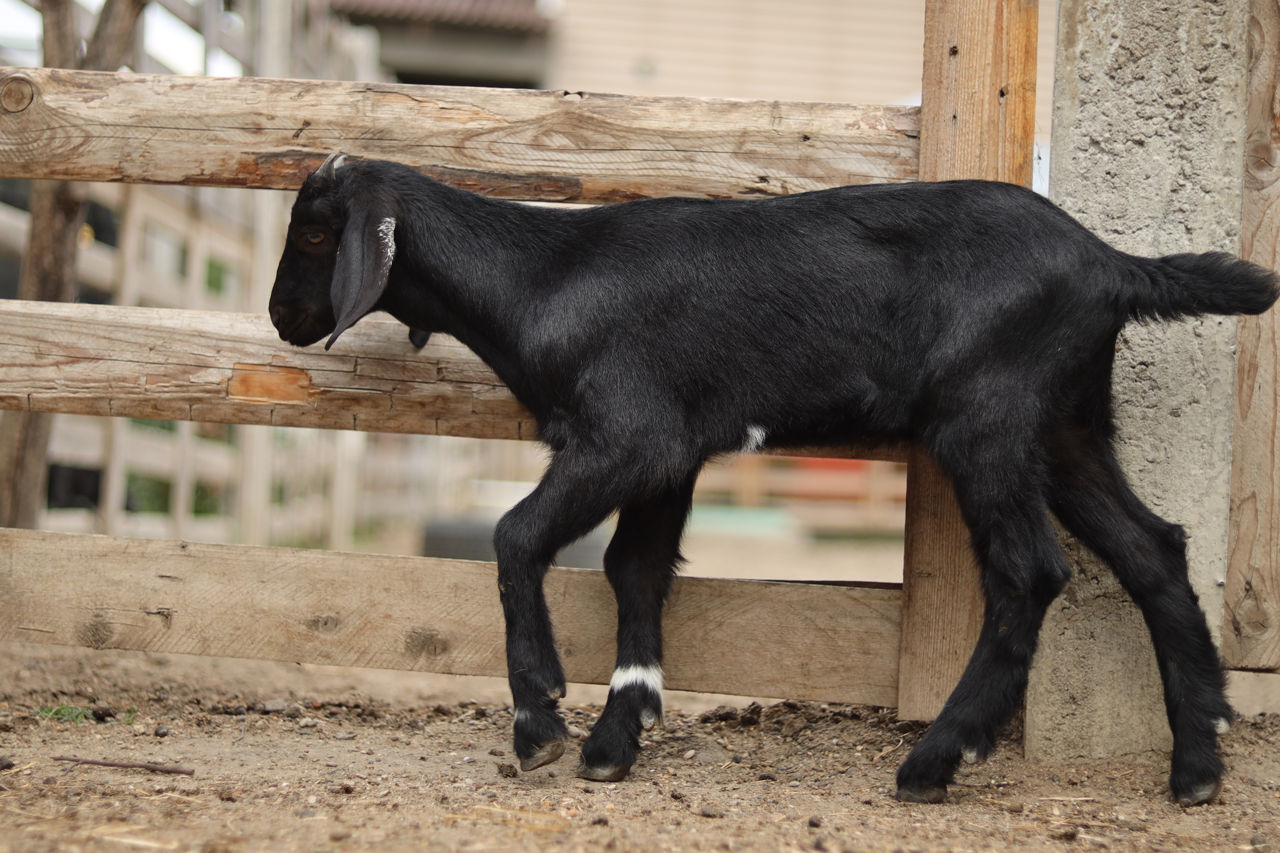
[640,708,661,730]
[609,664,664,696]
[377,217,397,270]
[962,748,979,765]
[1214,717,1230,735]
[741,424,767,454]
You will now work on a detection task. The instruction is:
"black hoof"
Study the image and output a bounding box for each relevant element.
[1174,779,1221,807]
[519,737,566,772]
[895,783,948,804]
[577,761,631,782]
[1170,746,1224,807]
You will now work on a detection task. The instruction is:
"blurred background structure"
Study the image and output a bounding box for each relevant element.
[0,1,1056,583]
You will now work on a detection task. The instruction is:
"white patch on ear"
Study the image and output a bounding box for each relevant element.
[741,424,767,454]
[377,217,396,269]
[332,153,348,171]
[609,664,664,696]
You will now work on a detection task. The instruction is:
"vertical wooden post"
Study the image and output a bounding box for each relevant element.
[171,420,196,540]
[327,430,363,553]
[1225,0,1280,671]
[896,0,1039,720]
[98,418,127,536]
[237,0,294,547]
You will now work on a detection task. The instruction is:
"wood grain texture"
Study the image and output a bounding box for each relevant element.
[896,0,1039,720]
[917,0,1039,185]
[1226,0,1280,671]
[0,301,536,440]
[0,67,920,203]
[0,301,908,461]
[0,528,902,706]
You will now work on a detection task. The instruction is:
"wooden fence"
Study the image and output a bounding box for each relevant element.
[1226,0,1280,686]
[0,1,1041,717]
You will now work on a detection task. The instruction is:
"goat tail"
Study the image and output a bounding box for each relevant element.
[1125,251,1280,322]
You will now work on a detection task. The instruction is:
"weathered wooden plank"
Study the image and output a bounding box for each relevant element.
[0,67,920,203]
[1225,0,1280,671]
[0,528,902,706]
[896,0,1039,721]
[0,301,908,460]
[0,300,531,439]
[917,0,1039,188]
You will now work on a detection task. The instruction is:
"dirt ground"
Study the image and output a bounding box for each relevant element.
[1,643,1278,852]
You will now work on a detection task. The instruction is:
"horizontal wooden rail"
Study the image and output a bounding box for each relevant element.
[0,528,902,706]
[0,301,909,460]
[0,301,536,439]
[0,67,919,202]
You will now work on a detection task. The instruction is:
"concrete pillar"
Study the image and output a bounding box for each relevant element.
[1026,0,1251,761]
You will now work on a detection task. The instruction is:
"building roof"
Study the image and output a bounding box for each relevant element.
[331,0,550,32]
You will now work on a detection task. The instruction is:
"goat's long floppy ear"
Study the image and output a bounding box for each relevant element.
[325,205,397,350]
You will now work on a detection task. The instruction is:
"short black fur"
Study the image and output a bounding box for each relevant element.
[270,156,1279,805]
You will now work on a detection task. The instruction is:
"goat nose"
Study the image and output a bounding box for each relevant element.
[269,302,287,327]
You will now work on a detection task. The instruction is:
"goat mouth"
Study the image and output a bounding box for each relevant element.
[273,315,333,348]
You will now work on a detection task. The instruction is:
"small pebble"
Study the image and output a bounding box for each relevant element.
[684,749,697,760]
[497,763,518,778]
[808,815,823,828]
[153,725,170,738]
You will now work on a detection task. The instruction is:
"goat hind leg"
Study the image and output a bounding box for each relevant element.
[578,477,696,782]
[1047,435,1231,805]
[494,451,628,772]
[896,451,1069,803]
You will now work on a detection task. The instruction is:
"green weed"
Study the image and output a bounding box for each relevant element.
[37,704,91,723]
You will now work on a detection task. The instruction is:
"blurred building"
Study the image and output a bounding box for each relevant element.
[0,0,387,549]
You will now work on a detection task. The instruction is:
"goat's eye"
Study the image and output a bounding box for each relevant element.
[300,230,327,246]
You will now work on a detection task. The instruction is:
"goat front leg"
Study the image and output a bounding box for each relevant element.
[493,450,631,772]
[578,476,697,782]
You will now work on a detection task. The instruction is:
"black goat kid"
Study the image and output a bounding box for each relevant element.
[269,153,1278,806]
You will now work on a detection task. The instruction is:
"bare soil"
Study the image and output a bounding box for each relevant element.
[2,642,1278,852]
